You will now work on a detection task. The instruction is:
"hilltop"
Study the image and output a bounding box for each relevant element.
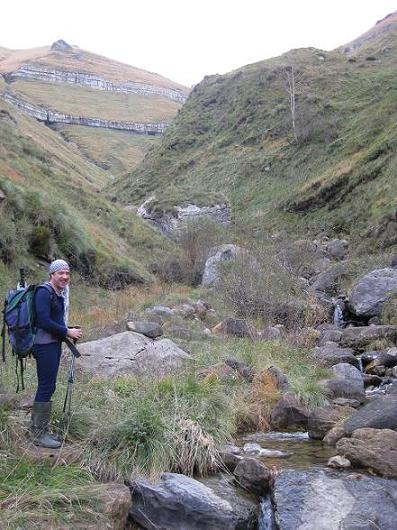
[0,40,188,176]
[113,13,397,253]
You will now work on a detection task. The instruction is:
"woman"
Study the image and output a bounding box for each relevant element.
[31,259,82,448]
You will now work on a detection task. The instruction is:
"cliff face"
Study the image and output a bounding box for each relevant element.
[5,64,187,103]
[0,91,167,135]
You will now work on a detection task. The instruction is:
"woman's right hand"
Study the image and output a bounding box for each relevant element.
[67,327,82,341]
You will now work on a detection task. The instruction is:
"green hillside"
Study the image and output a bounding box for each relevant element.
[0,97,174,292]
[113,15,397,252]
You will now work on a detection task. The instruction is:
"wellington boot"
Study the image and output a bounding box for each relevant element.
[31,401,61,449]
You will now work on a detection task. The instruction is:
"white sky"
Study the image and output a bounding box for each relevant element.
[1,1,396,86]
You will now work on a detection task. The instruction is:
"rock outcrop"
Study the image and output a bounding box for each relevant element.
[137,199,231,238]
[0,91,167,134]
[5,64,187,103]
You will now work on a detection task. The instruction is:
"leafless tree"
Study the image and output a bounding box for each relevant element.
[284,66,304,143]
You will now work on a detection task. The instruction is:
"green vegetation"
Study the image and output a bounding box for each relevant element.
[113,38,397,252]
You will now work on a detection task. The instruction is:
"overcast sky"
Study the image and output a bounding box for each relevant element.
[2,1,396,86]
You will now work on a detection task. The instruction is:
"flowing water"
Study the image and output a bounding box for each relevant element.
[237,431,338,471]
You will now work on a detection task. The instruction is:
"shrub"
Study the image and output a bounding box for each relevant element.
[29,226,52,258]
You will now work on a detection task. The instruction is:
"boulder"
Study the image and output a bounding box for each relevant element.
[223,318,257,338]
[308,405,353,440]
[270,394,309,431]
[313,344,359,368]
[77,331,190,378]
[272,468,397,530]
[325,239,348,261]
[318,328,342,345]
[348,267,397,318]
[258,326,282,340]
[225,358,255,382]
[128,472,258,529]
[343,394,397,434]
[311,263,349,294]
[233,458,271,496]
[266,366,290,392]
[340,324,397,349]
[145,305,174,318]
[322,363,365,403]
[201,244,245,288]
[327,455,351,469]
[126,320,163,338]
[336,428,397,477]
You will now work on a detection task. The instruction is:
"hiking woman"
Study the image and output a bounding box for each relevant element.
[31,259,82,448]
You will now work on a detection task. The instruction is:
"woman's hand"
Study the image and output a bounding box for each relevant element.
[67,327,82,341]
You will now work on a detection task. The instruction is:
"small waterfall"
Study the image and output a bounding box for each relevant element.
[357,356,363,372]
[333,299,345,328]
[258,496,275,530]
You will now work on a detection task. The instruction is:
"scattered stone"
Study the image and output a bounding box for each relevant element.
[233,457,271,496]
[313,343,359,368]
[308,405,353,440]
[344,394,397,434]
[267,366,290,392]
[126,320,163,338]
[323,425,346,445]
[258,326,282,340]
[318,328,343,345]
[325,239,349,261]
[348,268,397,318]
[337,428,397,477]
[270,394,309,431]
[223,318,257,338]
[128,472,257,529]
[166,325,206,341]
[311,263,349,294]
[225,358,255,382]
[327,455,351,469]
[202,244,244,288]
[145,305,174,318]
[340,324,397,349]
[172,303,196,319]
[322,363,365,403]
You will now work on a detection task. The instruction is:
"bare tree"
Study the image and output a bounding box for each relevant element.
[284,66,303,143]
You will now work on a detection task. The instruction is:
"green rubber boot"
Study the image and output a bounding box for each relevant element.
[31,401,61,449]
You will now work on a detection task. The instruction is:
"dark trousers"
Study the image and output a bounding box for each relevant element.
[32,342,62,402]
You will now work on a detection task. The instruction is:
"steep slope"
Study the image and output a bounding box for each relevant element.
[113,13,397,252]
[0,41,188,177]
[0,90,174,288]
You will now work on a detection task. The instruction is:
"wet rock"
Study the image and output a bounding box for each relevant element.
[233,457,271,496]
[337,428,397,477]
[219,451,243,472]
[340,324,397,349]
[344,394,397,434]
[128,472,258,529]
[272,468,397,530]
[323,425,346,445]
[270,394,309,431]
[77,331,190,378]
[308,405,353,440]
[126,320,163,338]
[313,344,359,368]
[363,373,383,386]
[327,455,351,469]
[348,268,397,318]
[243,443,289,458]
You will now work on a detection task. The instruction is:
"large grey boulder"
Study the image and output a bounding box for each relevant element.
[340,324,397,349]
[273,468,397,530]
[337,428,397,477]
[308,405,354,440]
[233,457,271,496]
[311,263,349,294]
[270,394,309,431]
[343,394,397,434]
[348,268,397,318]
[201,244,245,288]
[322,363,365,403]
[128,472,258,529]
[77,331,190,378]
[313,344,359,368]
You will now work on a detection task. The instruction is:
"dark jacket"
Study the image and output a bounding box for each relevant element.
[33,285,68,345]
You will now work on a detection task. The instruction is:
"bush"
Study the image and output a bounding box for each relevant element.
[29,226,52,258]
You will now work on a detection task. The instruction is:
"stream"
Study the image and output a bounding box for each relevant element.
[236,431,339,529]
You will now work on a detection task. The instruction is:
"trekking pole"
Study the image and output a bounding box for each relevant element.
[62,337,81,422]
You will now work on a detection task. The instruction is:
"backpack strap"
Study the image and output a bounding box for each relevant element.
[1,299,7,363]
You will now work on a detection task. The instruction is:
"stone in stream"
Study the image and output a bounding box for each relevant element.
[336,428,397,478]
[343,394,397,434]
[308,405,355,440]
[270,394,309,431]
[127,472,258,529]
[272,468,397,530]
[243,443,290,458]
[233,457,271,496]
